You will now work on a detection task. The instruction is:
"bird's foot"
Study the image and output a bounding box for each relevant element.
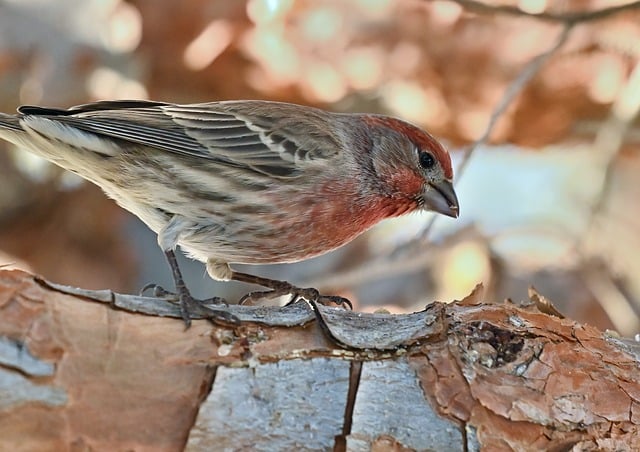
[176,292,237,329]
[140,282,174,298]
[140,283,227,305]
[140,283,235,328]
[238,282,352,310]
[312,294,353,310]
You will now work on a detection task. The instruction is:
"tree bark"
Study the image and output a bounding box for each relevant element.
[0,269,638,451]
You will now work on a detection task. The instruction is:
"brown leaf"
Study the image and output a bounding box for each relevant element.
[528,285,565,318]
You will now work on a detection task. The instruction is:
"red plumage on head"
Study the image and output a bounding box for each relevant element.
[362,115,453,180]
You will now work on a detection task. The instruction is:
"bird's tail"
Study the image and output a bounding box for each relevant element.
[0,112,21,131]
[0,112,29,149]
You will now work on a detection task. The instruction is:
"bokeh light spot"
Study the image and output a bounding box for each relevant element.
[184,20,233,71]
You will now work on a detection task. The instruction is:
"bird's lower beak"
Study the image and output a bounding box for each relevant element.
[424,179,459,218]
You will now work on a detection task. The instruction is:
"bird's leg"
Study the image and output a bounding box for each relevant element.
[142,250,235,328]
[232,271,352,310]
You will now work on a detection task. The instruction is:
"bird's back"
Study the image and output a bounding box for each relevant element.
[0,102,367,266]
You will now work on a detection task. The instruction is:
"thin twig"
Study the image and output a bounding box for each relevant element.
[577,60,640,249]
[569,61,640,328]
[580,265,640,335]
[413,23,573,245]
[314,1,639,293]
[446,0,640,24]
[315,24,574,290]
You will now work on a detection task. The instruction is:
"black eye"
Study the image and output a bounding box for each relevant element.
[419,151,436,170]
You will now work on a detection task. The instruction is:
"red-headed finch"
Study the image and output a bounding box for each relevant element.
[0,100,458,325]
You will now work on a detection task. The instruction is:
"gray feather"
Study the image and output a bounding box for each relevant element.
[11,100,344,179]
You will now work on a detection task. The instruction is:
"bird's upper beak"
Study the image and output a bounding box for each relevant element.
[423,179,459,218]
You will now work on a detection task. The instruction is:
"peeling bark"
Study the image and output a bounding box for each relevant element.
[0,269,638,451]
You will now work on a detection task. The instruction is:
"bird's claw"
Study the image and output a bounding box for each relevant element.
[238,284,352,310]
[317,294,353,310]
[140,283,175,298]
[140,282,234,327]
[177,292,237,329]
[238,289,285,306]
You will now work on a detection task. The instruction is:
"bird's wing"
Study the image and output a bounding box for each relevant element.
[17,100,342,179]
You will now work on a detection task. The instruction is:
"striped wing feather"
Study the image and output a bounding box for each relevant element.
[17,100,342,179]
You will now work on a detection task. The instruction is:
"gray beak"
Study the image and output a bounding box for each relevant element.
[424,179,459,218]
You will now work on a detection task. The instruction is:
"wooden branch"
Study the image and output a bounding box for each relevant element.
[1,269,639,451]
[445,0,640,24]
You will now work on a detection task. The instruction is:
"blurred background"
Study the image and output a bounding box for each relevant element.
[0,0,639,335]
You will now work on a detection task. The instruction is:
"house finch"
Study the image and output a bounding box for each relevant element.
[0,100,459,326]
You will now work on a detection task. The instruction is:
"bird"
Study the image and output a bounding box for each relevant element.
[0,99,459,326]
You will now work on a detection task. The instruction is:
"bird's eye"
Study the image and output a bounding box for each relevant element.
[419,151,436,170]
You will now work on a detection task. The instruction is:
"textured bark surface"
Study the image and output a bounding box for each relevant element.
[0,269,639,451]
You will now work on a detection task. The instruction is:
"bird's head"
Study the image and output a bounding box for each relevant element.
[362,115,459,219]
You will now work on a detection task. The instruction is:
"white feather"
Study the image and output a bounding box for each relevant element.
[20,116,123,157]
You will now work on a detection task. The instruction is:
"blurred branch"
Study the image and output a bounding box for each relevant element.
[415,46,640,332]
[586,60,640,223]
[313,23,574,292]
[580,264,640,334]
[418,0,640,249]
[570,61,640,326]
[316,0,640,295]
[304,226,481,290]
[446,0,640,24]
[412,24,572,244]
